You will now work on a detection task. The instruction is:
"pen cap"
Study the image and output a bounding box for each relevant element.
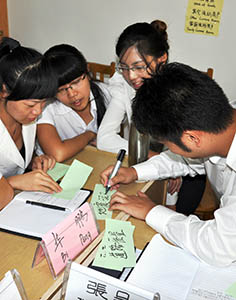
[117,149,126,161]
[128,121,150,167]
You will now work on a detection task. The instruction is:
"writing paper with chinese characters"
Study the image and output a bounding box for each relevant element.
[92,219,136,271]
[38,202,99,277]
[185,0,224,36]
[91,184,116,219]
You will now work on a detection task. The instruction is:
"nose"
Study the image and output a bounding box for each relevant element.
[32,102,44,116]
[128,69,138,81]
[67,86,78,98]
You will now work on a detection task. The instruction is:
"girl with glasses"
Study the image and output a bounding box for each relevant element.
[0,37,62,200]
[36,44,111,162]
[97,20,168,153]
[97,20,206,215]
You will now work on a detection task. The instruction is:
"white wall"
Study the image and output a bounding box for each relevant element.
[7,0,236,100]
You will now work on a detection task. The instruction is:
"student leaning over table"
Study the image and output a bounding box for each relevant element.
[36,44,111,162]
[97,20,206,216]
[0,37,62,195]
[100,62,236,267]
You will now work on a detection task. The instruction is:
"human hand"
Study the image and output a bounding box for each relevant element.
[32,154,56,172]
[167,177,182,195]
[7,170,62,193]
[148,150,159,158]
[109,190,156,220]
[100,166,138,190]
[89,138,97,147]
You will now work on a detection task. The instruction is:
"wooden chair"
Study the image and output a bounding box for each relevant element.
[87,61,116,82]
[204,67,214,79]
[194,178,218,220]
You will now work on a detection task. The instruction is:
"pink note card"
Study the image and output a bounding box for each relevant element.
[41,202,99,276]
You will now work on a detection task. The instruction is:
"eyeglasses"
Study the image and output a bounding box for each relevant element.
[116,59,155,75]
[57,74,86,96]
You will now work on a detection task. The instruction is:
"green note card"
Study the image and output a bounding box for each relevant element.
[47,162,70,182]
[54,159,93,200]
[226,282,236,297]
[92,219,136,271]
[91,184,116,220]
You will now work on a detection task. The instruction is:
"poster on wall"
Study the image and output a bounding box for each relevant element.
[185,0,224,36]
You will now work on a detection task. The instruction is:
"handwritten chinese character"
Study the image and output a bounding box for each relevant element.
[51,232,64,252]
[75,209,88,228]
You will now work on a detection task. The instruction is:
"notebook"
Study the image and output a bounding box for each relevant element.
[0,189,91,239]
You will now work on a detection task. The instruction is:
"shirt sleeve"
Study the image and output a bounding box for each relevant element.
[96,82,112,108]
[37,102,56,126]
[97,73,130,153]
[145,197,236,267]
[133,150,206,181]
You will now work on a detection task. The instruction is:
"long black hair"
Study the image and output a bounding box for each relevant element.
[44,44,107,126]
[0,37,57,101]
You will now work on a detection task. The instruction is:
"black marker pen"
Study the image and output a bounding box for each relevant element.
[105,149,126,194]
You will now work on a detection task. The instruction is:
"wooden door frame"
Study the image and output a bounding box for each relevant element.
[0,0,9,38]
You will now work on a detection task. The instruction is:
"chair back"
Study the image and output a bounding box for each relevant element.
[88,61,116,82]
[204,68,214,78]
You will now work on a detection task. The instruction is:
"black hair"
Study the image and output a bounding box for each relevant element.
[116,20,169,64]
[132,62,233,151]
[0,37,57,101]
[44,44,107,126]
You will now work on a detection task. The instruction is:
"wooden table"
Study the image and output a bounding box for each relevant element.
[0,146,165,300]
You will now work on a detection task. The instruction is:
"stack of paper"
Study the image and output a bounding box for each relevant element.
[127,234,236,300]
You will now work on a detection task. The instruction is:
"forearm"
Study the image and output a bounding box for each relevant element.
[0,177,14,209]
[97,97,129,153]
[43,131,96,162]
[146,203,235,267]
[134,150,203,181]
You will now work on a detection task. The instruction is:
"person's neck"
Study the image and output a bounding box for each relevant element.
[0,101,21,137]
[216,110,236,157]
[76,102,93,125]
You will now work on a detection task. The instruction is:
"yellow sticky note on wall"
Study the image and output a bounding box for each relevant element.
[185,0,224,36]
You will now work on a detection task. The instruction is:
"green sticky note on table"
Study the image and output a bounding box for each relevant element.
[92,219,136,271]
[226,282,236,297]
[54,159,93,200]
[47,162,70,182]
[91,184,116,219]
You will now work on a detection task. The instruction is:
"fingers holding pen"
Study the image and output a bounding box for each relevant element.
[100,166,138,188]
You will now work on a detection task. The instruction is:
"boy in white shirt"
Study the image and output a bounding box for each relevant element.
[100,62,236,267]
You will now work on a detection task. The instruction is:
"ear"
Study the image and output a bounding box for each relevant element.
[182,130,202,148]
[157,52,168,65]
[0,84,9,99]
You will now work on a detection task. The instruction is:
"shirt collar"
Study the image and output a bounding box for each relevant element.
[209,131,236,171]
